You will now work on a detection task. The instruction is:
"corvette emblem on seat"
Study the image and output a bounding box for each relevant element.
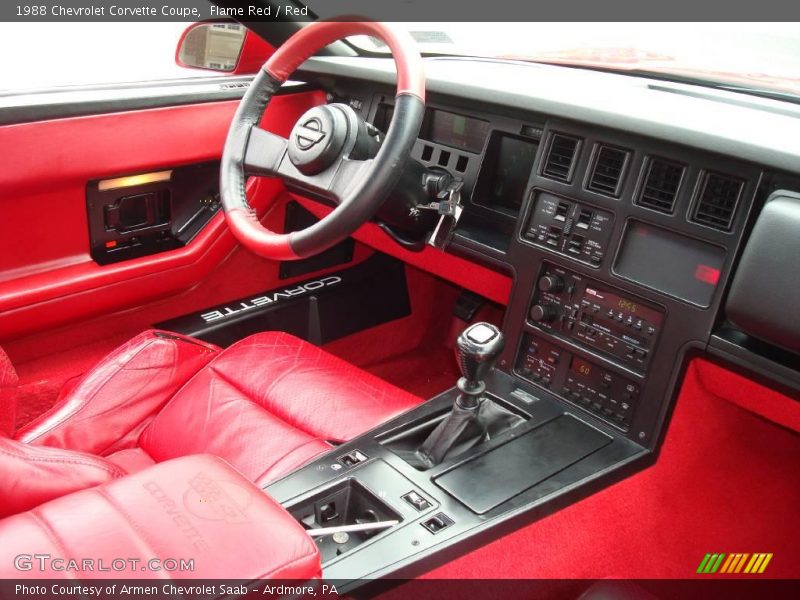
[295,117,326,150]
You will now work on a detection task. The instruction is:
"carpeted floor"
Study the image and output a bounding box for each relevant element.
[411,359,800,579]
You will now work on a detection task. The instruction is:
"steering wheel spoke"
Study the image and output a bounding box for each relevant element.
[243,127,288,177]
[329,158,375,203]
[220,21,425,260]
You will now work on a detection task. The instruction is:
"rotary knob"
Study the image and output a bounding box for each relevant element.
[538,275,564,293]
[530,304,558,322]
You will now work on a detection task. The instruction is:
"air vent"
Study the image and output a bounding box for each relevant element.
[691,171,744,231]
[542,134,580,182]
[587,145,630,197]
[637,157,685,214]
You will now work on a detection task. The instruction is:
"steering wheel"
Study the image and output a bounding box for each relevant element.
[220,21,426,260]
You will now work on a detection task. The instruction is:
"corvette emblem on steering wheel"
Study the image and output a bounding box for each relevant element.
[295,117,326,150]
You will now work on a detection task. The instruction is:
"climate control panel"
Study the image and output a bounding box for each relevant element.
[528,263,664,372]
[524,191,614,267]
[516,333,641,429]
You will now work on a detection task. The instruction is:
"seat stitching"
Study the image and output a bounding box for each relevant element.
[28,509,80,581]
[206,364,311,435]
[0,446,125,478]
[21,338,160,442]
[95,486,167,571]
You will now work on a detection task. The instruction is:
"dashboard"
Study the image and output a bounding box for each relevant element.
[298,55,800,449]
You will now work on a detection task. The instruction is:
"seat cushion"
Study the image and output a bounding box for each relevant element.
[16,330,219,455]
[106,447,156,474]
[0,454,321,580]
[0,345,18,436]
[0,435,126,518]
[140,332,421,485]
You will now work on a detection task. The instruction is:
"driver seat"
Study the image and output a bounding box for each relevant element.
[1,330,420,517]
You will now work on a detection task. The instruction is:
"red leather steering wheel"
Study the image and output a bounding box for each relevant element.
[220,21,426,260]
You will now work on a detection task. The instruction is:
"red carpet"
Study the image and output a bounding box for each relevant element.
[417,359,800,579]
[325,264,506,399]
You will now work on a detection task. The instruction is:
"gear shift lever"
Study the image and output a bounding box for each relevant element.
[454,322,505,409]
[415,322,514,468]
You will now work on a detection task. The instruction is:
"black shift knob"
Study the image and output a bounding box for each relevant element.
[455,322,505,388]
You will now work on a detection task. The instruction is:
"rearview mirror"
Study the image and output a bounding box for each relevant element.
[176,22,246,72]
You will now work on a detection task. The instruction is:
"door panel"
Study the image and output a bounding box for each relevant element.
[0,90,326,340]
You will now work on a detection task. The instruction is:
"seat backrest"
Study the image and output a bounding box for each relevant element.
[15,330,219,455]
[0,434,124,518]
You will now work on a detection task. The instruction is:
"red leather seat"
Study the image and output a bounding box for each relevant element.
[1,330,420,517]
[0,454,321,580]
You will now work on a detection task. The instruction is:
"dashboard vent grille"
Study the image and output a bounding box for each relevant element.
[542,134,580,182]
[587,145,629,196]
[691,171,744,231]
[637,157,684,213]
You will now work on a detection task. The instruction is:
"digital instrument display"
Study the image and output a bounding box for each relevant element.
[570,357,594,377]
[615,221,727,307]
[427,110,490,153]
[374,105,489,153]
[478,134,539,213]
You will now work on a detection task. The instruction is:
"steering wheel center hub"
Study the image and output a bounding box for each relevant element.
[287,105,348,175]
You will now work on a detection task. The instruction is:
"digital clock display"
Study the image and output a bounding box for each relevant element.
[617,299,638,313]
[570,357,594,377]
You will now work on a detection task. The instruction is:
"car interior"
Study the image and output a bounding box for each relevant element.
[0,7,798,594]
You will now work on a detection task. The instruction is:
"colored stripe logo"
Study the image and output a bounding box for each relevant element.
[697,552,773,574]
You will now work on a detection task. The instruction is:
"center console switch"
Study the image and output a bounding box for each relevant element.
[524,191,614,267]
[529,262,664,372]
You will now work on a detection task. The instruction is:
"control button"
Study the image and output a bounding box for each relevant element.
[402,491,432,512]
[634,320,643,331]
[590,255,602,266]
[538,275,564,293]
[338,450,368,467]
[646,326,656,336]
[530,304,558,322]
[422,513,454,534]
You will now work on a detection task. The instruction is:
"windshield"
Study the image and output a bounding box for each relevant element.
[349,22,800,99]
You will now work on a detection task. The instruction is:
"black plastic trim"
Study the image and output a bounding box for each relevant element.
[0,76,314,125]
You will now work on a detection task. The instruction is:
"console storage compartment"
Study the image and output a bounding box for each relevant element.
[434,415,612,514]
[288,478,402,562]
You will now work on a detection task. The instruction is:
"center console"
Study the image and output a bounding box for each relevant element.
[266,321,645,589]
[261,81,768,590]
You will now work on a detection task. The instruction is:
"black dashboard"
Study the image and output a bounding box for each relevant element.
[301,58,800,451]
